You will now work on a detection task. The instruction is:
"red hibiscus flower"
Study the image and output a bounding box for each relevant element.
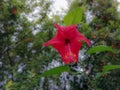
[43,23,91,64]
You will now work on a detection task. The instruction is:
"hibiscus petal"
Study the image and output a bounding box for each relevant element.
[69,34,91,56]
[43,39,61,46]
[64,25,79,39]
[54,23,65,40]
[43,24,65,46]
[77,34,91,47]
[70,38,82,56]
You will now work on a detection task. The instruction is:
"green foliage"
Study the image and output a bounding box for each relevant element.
[63,7,82,25]
[5,80,14,90]
[40,65,70,77]
[103,65,120,72]
[87,45,116,54]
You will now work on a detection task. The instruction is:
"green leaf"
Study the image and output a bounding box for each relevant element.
[103,65,120,72]
[87,45,116,54]
[95,72,108,79]
[95,72,103,79]
[30,66,70,87]
[63,7,82,25]
[40,65,70,77]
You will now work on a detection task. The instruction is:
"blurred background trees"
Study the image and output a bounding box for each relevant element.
[0,0,120,90]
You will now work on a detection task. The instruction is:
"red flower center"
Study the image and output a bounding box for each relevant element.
[65,39,70,44]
